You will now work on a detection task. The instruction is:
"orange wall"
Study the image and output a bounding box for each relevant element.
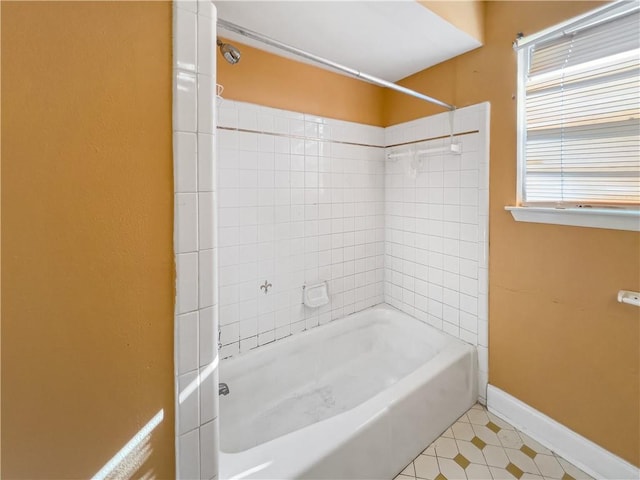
[2,1,637,476]
[385,1,639,467]
[217,38,385,126]
[1,2,175,478]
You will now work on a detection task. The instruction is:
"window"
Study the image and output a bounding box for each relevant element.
[509,1,640,231]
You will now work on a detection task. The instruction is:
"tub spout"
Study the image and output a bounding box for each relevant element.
[219,383,230,396]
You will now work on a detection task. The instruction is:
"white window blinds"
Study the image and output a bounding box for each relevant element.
[517,2,640,207]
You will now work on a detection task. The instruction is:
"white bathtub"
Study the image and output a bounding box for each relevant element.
[219,304,477,480]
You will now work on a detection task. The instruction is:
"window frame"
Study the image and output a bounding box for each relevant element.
[509,1,640,232]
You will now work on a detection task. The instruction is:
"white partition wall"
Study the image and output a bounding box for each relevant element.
[173,1,219,478]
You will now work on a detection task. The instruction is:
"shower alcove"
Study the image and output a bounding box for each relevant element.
[172,1,489,478]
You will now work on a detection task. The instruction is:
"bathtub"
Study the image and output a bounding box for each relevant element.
[219,304,477,480]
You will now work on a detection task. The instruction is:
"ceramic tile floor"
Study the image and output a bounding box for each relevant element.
[394,404,593,480]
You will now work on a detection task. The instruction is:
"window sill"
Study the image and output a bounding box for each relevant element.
[505,206,640,232]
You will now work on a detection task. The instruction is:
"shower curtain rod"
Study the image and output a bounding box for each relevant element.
[217,19,456,111]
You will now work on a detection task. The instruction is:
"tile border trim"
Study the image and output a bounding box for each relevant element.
[216,126,384,149]
[216,126,480,150]
[385,129,480,148]
[487,385,640,480]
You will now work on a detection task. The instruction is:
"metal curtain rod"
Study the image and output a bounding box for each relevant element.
[217,18,456,111]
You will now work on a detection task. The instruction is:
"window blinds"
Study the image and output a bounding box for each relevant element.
[519,4,640,206]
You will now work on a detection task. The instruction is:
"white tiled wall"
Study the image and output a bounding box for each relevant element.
[384,103,490,402]
[214,100,489,400]
[173,1,219,479]
[216,101,386,358]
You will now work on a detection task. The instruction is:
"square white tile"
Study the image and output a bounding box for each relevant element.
[176,193,198,253]
[176,252,199,314]
[200,419,219,480]
[198,249,216,308]
[177,311,198,375]
[174,7,197,72]
[197,75,215,134]
[178,427,200,479]
[174,71,197,132]
[175,132,198,193]
[177,371,199,435]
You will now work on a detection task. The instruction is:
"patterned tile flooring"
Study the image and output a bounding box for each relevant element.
[394,404,593,480]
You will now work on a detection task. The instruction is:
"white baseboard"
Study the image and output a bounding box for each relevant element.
[487,385,639,480]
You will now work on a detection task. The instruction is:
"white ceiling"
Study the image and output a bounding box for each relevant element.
[214,1,482,82]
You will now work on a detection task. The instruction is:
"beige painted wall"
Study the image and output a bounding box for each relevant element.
[1,2,175,478]
[384,1,639,467]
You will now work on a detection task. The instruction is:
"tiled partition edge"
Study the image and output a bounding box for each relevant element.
[215,101,386,358]
[384,103,490,402]
[173,1,219,479]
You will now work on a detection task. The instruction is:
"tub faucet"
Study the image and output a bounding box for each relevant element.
[219,383,230,396]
